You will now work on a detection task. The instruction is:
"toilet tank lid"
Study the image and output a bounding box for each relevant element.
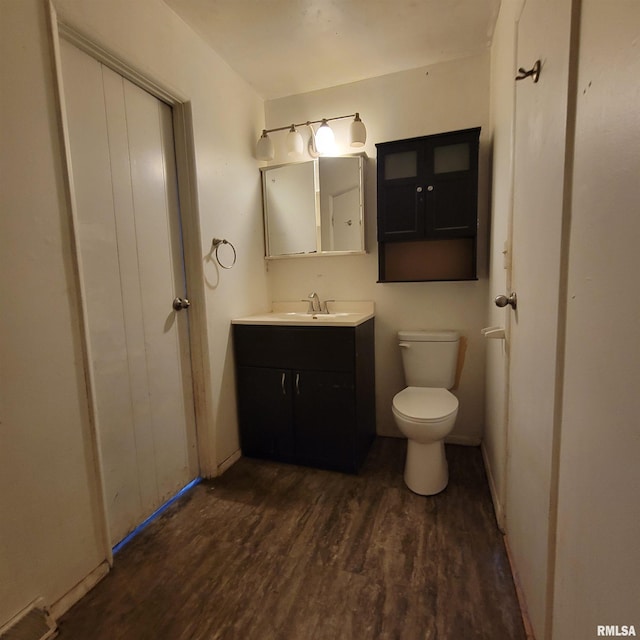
[398,330,460,342]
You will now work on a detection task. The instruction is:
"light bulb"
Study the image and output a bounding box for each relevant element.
[314,119,335,155]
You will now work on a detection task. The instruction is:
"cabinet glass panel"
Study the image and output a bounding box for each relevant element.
[384,151,417,180]
[434,143,470,174]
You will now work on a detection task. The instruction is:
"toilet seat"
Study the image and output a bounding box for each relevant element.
[392,387,458,423]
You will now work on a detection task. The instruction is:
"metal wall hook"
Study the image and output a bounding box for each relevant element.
[516,60,541,83]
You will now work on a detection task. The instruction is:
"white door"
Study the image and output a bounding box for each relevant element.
[505,0,573,637]
[330,187,360,251]
[60,40,198,546]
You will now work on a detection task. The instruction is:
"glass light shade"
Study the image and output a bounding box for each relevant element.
[350,113,367,147]
[256,131,274,161]
[286,126,303,156]
[314,120,335,155]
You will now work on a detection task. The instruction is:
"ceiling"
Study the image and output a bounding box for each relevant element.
[162,0,502,100]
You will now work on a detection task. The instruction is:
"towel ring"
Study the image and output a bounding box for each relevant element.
[211,238,237,269]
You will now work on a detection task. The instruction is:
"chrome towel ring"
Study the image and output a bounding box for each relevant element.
[211,238,237,269]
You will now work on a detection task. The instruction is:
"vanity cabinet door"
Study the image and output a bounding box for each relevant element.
[293,370,356,472]
[236,366,295,461]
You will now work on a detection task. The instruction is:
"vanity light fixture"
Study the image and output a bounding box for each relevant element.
[255,112,367,161]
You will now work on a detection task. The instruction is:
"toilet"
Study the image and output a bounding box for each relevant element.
[392,330,460,495]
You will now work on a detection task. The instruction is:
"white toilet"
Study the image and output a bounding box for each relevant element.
[392,330,460,495]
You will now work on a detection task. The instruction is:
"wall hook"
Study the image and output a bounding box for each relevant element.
[516,59,541,83]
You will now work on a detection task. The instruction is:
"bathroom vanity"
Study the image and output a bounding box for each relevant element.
[232,304,375,473]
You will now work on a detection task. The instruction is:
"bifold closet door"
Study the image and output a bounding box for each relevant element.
[60,39,198,546]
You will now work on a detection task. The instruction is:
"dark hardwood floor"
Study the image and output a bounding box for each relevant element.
[57,438,526,640]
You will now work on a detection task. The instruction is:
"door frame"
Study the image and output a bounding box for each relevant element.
[48,4,217,565]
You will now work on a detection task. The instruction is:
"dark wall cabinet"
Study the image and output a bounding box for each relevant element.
[232,321,375,473]
[376,127,480,282]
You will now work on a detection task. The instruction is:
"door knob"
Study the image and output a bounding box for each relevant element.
[494,292,517,310]
[172,297,191,311]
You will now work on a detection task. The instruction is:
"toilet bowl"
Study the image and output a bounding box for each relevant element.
[392,330,460,495]
[392,387,458,495]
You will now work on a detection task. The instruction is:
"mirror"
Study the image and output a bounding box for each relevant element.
[261,155,365,258]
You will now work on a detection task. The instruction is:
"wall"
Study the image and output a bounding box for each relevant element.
[264,54,491,442]
[0,0,106,624]
[0,0,268,626]
[552,1,640,636]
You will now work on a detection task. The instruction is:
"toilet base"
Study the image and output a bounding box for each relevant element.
[404,439,448,495]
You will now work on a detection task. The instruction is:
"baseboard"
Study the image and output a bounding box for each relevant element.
[503,536,537,640]
[0,598,57,640]
[217,449,242,476]
[481,441,505,532]
[50,561,110,620]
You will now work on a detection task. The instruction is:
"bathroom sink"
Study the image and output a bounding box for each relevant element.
[277,312,349,319]
[232,301,374,327]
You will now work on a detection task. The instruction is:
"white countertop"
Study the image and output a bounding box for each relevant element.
[232,301,375,327]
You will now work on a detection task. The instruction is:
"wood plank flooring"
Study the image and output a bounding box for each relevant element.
[57,438,526,639]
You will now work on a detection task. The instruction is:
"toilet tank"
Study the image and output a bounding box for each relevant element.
[398,330,460,388]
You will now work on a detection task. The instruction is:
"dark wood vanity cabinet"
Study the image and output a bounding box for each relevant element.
[376,127,480,281]
[233,320,375,473]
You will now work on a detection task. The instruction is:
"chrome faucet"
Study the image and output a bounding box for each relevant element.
[302,292,334,314]
[307,291,321,313]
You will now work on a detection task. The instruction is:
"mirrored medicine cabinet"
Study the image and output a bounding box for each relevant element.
[261,155,365,259]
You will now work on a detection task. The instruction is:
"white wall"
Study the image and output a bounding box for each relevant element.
[264,55,491,442]
[552,1,640,636]
[0,0,107,624]
[0,0,267,626]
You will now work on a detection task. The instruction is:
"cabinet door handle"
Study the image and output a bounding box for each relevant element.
[427,185,434,192]
[295,373,300,395]
[416,186,423,193]
[281,372,286,395]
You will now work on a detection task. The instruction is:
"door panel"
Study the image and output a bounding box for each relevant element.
[376,140,425,240]
[100,66,158,515]
[61,40,198,545]
[506,0,573,636]
[122,78,196,501]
